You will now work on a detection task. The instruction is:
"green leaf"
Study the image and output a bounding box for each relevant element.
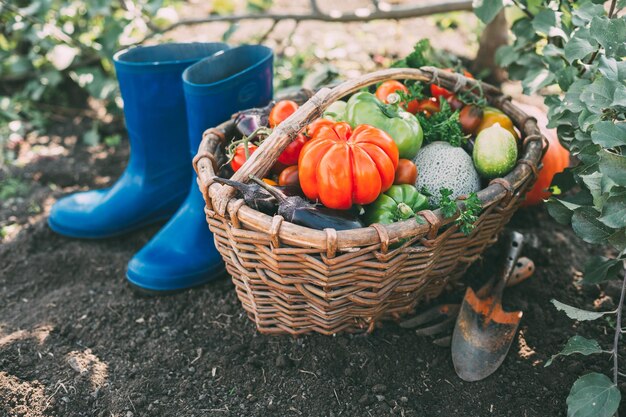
[579,77,613,113]
[545,336,603,367]
[572,207,613,243]
[610,229,626,252]
[563,79,590,113]
[523,67,555,94]
[599,150,626,187]
[567,373,620,417]
[583,256,622,284]
[546,198,575,224]
[495,45,519,67]
[532,9,557,34]
[552,300,610,321]
[473,0,504,24]
[600,194,626,228]
[590,16,626,58]
[571,1,606,26]
[564,28,595,63]
[597,56,626,82]
[591,122,626,148]
[580,172,604,211]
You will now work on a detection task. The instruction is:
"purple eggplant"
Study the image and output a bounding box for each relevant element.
[249,177,363,231]
[234,102,275,137]
[213,177,302,215]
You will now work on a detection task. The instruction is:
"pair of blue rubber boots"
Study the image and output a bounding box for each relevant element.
[48,43,274,292]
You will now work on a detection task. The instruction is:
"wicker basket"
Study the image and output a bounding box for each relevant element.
[193,67,545,335]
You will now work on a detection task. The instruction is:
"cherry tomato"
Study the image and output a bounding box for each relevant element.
[394,159,418,185]
[278,133,309,166]
[263,178,278,186]
[446,95,464,111]
[278,165,299,187]
[230,143,258,172]
[430,69,473,100]
[459,105,484,135]
[269,100,299,127]
[416,97,440,116]
[375,80,419,114]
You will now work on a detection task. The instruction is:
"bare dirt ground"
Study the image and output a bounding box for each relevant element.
[1,2,623,416]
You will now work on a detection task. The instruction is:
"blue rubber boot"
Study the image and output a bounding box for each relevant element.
[126,45,274,292]
[48,43,228,238]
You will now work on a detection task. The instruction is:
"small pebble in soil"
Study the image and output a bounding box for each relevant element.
[358,394,372,405]
[376,395,386,402]
[275,354,292,368]
[371,384,387,393]
[400,397,408,403]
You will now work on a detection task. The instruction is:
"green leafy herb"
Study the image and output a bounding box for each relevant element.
[439,188,457,218]
[438,189,482,236]
[395,82,426,104]
[393,39,438,69]
[456,193,482,235]
[416,98,466,147]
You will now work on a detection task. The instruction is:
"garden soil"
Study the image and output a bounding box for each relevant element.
[1,121,625,417]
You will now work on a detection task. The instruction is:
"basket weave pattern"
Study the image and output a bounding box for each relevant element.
[194,67,545,335]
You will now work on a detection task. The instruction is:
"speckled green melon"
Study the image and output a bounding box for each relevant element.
[413,141,481,206]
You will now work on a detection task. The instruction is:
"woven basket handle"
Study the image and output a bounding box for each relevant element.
[211,67,442,215]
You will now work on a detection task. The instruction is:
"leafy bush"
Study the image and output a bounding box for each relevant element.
[474,1,625,415]
[0,0,181,161]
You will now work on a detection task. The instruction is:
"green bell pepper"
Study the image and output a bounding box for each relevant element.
[323,100,347,121]
[361,184,429,225]
[345,92,423,159]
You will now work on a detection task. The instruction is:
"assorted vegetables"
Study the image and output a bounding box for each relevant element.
[345,92,423,159]
[222,50,527,235]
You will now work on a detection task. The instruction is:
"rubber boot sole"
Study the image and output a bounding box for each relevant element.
[126,265,228,296]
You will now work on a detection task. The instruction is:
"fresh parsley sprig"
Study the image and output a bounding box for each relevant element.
[416,98,466,147]
[438,188,482,236]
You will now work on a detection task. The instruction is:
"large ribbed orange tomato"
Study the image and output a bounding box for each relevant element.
[298,122,399,209]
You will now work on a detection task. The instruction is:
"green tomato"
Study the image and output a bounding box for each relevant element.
[345,92,423,159]
[362,184,429,225]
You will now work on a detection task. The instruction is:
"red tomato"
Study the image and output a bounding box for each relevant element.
[269,100,299,127]
[278,165,299,186]
[306,118,335,139]
[298,122,399,209]
[416,97,440,116]
[394,159,418,185]
[447,95,464,111]
[430,69,473,100]
[278,133,308,166]
[375,80,419,114]
[459,105,484,135]
[230,143,258,172]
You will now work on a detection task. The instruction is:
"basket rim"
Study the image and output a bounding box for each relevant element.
[195,67,545,251]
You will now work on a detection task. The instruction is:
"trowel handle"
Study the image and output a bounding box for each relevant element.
[495,231,525,295]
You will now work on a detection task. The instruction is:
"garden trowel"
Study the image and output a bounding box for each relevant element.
[451,231,525,382]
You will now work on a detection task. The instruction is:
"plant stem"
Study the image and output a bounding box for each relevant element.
[584,0,618,69]
[511,0,534,19]
[608,0,618,18]
[613,266,626,413]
